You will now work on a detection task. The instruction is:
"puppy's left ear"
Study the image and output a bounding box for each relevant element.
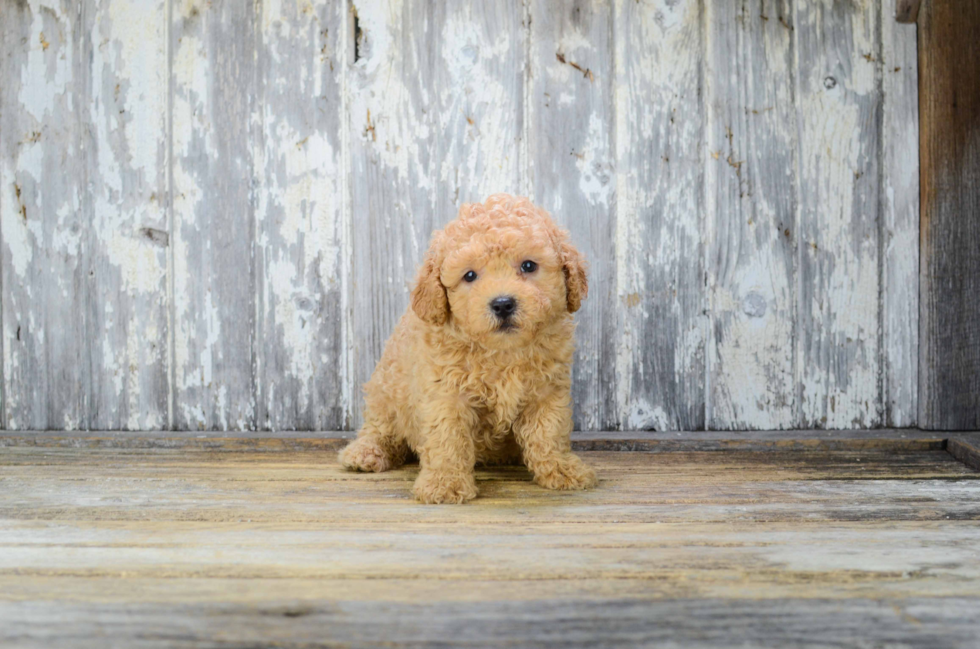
[411,249,450,325]
[561,240,588,313]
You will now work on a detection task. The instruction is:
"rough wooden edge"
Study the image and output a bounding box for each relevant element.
[0,430,962,454]
[946,435,980,472]
[896,0,922,24]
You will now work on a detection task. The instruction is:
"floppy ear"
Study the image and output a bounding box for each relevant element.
[410,249,449,325]
[561,239,588,313]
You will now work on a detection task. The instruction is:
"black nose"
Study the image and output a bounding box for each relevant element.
[490,296,517,319]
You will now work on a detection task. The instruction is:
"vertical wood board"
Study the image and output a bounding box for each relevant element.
[348,0,525,428]
[793,0,882,428]
[530,0,617,430]
[918,0,980,430]
[254,0,348,431]
[171,0,257,430]
[614,0,704,432]
[704,0,797,430]
[0,0,169,430]
[881,0,919,427]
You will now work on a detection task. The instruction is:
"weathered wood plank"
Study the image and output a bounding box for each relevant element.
[0,596,978,649]
[86,0,171,430]
[348,0,525,428]
[881,0,919,428]
[896,0,922,24]
[613,0,703,432]
[704,1,796,429]
[947,434,980,472]
[529,0,617,430]
[1,448,976,526]
[2,597,979,649]
[431,2,525,216]
[918,0,980,430]
[3,520,980,590]
[793,0,882,428]
[0,0,169,430]
[2,443,979,646]
[0,1,86,431]
[254,0,347,430]
[1,575,978,610]
[171,0,257,430]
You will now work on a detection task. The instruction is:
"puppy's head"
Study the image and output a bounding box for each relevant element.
[411,194,588,348]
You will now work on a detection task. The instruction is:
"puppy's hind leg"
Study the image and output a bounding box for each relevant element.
[338,421,408,473]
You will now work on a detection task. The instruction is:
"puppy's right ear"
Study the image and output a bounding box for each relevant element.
[561,239,589,314]
[411,250,449,325]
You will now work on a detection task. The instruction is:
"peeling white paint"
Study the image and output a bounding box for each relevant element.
[614,0,703,430]
[794,0,883,428]
[349,0,433,193]
[438,9,520,200]
[105,233,166,295]
[703,1,798,430]
[18,2,71,124]
[625,398,670,432]
[104,0,168,182]
[880,0,919,427]
[1,183,38,278]
[575,114,613,208]
[0,0,920,432]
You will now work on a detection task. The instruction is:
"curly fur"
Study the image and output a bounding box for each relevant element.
[338,194,597,504]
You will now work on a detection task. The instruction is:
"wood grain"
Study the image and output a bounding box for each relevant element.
[918,0,980,430]
[705,0,796,429]
[0,0,925,432]
[613,0,704,432]
[793,0,882,428]
[529,0,617,430]
[348,0,525,428]
[947,434,980,472]
[0,443,978,646]
[2,597,978,649]
[171,0,257,430]
[882,0,920,427]
[254,0,347,430]
[896,0,922,24]
[0,0,170,431]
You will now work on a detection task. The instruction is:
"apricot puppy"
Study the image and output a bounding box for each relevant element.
[338,194,597,503]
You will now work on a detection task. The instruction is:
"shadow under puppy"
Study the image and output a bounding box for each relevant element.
[339,194,597,503]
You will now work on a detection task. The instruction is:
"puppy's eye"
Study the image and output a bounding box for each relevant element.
[463,270,478,283]
[520,260,538,273]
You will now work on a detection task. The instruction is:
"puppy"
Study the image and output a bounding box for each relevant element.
[338,194,597,503]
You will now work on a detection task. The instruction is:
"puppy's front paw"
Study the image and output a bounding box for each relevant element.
[533,454,598,491]
[339,438,392,473]
[413,469,478,504]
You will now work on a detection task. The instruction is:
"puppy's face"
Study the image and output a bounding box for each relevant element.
[441,224,566,348]
[410,196,588,349]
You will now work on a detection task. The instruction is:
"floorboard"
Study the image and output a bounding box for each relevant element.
[1,436,979,647]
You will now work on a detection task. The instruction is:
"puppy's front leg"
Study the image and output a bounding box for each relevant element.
[413,400,479,504]
[514,389,597,491]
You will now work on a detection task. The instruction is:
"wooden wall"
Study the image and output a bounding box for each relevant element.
[918,0,980,431]
[0,0,920,431]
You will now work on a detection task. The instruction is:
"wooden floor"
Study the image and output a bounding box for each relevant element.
[2,434,980,648]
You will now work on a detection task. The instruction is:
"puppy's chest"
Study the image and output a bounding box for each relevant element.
[462,367,528,428]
